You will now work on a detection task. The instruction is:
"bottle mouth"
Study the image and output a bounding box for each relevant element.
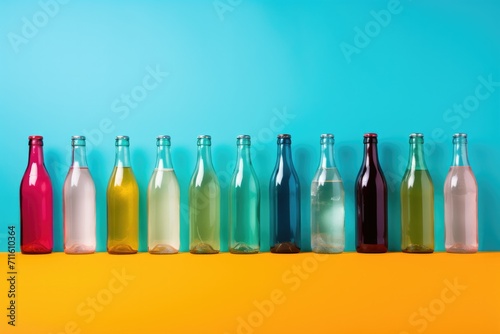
[237,135,251,139]
[320,133,334,139]
[28,135,44,146]
[29,135,43,140]
[197,135,211,139]
[363,133,377,138]
[116,135,129,140]
[71,135,86,140]
[453,133,467,138]
[277,134,291,139]
[156,135,171,140]
[409,133,424,138]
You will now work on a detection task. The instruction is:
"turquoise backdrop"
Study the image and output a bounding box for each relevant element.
[1,0,499,252]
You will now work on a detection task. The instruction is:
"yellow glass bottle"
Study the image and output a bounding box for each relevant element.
[107,135,139,254]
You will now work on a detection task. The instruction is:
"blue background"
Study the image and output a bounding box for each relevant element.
[1,0,499,252]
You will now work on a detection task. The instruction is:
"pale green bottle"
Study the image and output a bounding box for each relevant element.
[189,135,220,254]
[229,135,260,254]
[400,133,434,253]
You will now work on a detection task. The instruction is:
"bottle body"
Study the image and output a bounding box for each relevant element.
[107,136,139,254]
[229,135,260,254]
[270,134,301,253]
[189,135,220,254]
[148,136,180,254]
[311,134,345,253]
[401,133,434,253]
[63,136,96,254]
[355,133,388,253]
[444,134,478,253]
[20,135,53,254]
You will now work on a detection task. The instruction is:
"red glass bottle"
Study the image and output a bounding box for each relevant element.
[355,133,388,253]
[20,135,53,254]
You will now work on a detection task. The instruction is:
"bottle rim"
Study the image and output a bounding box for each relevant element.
[320,133,334,138]
[453,133,467,138]
[197,135,211,139]
[277,134,291,139]
[237,134,251,139]
[156,135,171,140]
[28,135,43,140]
[363,133,378,138]
[71,135,86,140]
[116,135,129,140]
[409,133,424,138]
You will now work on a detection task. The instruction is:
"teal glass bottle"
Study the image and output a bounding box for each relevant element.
[189,135,220,254]
[311,134,345,253]
[229,135,260,254]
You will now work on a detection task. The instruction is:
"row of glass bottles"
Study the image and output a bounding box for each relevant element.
[19,132,478,255]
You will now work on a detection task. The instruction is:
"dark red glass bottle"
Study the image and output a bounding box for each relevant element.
[355,133,388,253]
[20,135,53,254]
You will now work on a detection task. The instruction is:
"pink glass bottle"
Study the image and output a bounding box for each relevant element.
[444,133,478,253]
[20,135,53,254]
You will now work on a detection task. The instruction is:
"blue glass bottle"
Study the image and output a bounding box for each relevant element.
[269,134,301,253]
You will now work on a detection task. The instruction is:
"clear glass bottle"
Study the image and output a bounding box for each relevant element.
[20,135,53,254]
[107,135,139,254]
[189,135,220,254]
[148,135,180,254]
[311,134,345,254]
[63,136,96,254]
[355,133,388,253]
[229,135,260,254]
[269,134,301,253]
[401,133,434,253]
[444,133,478,253]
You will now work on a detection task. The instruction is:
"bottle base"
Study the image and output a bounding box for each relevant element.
[312,247,343,254]
[65,245,95,254]
[446,244,477,254]
[108,244,138,254]
[190,243,219,254]
[356,244,387,253]
[21,243,52,254]
[402,245,434,253]
[149,244,179,254]
[230,243,259,254]
[270,242,300,253]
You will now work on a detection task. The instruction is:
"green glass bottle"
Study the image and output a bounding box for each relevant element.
[189,135,220,254]
[107,136,139,254]
[400,133,434,253]
[229,135,260,254]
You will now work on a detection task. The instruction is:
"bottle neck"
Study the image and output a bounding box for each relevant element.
[28,144,44,165]
[237,144,252,166]
[197,144,214,170]
[276,139,293,167]
[115,146,131,168]
[363,141,380,167]
[156,145,173,169]
[452,139,470,167]
[407,139,427,170]
[72,145,88,168]
[319,140,336,169]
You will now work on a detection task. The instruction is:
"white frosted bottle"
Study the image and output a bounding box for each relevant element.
[311,134,345,253]
[63,136,96,254]
[444,133,478,253]
[148,135,180,254]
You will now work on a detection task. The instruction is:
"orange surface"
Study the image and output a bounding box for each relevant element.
[1,252,499,334]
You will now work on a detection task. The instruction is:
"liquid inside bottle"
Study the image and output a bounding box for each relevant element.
[148,135,180,254]
[444,133,478,253]
[400,133,434,253]
[20,135,53,254]
[63,136,96,254]
[311,134,345,254]
[189,135,220,254]
[229,135,260,254]
[107,136,139,254]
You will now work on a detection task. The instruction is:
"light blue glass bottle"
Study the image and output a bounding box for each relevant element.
[229,135,260,254]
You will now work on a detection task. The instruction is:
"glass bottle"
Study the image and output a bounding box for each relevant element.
[311,134,345,254]
[229,135,260,254]
[20,135,53,254]
[401,133,434,253]
[444,133,478,253]
[107,135,139,254]
[189,135,220,254]
[269,134,301,253]
[148,135,180,254]
[63,136,96,254]
[355,133,388,253]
